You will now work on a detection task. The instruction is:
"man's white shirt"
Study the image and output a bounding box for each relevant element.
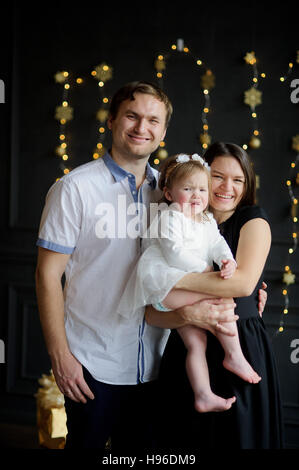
[37,152,170,384]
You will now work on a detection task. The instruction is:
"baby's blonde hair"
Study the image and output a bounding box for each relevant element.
[158,154,212,210]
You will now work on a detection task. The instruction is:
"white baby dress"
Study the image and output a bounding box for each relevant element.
[117,209,235,322]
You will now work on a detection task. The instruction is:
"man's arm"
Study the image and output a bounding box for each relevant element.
[35,247,94,403]
[145,297,238,336]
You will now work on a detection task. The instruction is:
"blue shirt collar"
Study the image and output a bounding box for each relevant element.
[103,151,156,189]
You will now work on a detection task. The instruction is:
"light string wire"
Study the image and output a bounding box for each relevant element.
[274,50,299,337]
[153,38,215,167]
[54,63,113,179]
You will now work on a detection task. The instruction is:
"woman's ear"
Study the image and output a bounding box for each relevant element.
[163,186,172,202]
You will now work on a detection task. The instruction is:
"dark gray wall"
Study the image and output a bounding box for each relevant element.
[0,1,298,448]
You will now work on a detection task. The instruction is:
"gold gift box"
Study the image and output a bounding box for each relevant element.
[36,370,68,449]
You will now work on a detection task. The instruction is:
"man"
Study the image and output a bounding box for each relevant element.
[35,81,237,452]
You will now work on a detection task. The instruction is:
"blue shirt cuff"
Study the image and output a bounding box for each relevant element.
[36,238,75,254]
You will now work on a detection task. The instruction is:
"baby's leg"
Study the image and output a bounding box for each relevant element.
[216,320,261,383]
[177,325,236,412]
[162,288,205,310]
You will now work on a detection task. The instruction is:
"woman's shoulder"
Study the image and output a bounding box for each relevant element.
[235,204,269,228]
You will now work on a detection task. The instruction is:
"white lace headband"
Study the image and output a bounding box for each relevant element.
[176,153,210,171]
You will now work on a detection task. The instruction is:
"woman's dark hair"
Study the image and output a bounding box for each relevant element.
[109,81,173,128]
[203,142,256,207]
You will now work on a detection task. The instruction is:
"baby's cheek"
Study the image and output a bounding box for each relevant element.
[177,194,189,205]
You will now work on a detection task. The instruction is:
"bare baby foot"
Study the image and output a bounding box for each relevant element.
[223,354,261,383]
[194,392,236,413]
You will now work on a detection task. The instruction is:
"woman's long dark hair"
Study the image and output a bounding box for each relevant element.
[203,142,256,207]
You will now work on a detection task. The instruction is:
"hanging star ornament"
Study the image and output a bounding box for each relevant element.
[244,87,262,110]
[54,71,69,84]
[55,105,73,122]
[292,135,299,152]
[244,51,257,65]
[283,270,296,286]
[199,133,211,146]
[200,70,215,90]
[93,63,113,82]
[96,108,109,123]
[155,56,166,72]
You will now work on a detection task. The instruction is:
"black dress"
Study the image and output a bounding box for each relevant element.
[158,205,284,450]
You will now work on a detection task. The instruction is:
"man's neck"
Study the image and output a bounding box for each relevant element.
[110,149,149,189]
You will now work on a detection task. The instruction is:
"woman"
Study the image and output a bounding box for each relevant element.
[146,142,284,449]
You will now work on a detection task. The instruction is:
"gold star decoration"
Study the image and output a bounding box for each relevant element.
[244,87,262,110]
[292,135,299,152]
[244,51,257,65]
[55,105,73,122]
[96,108,109,123]
[199,133,211,146]
[291,203,297,218]
[92,63,113,82]
[283,270,296,286]
[249,136,261,149]
[200,70,215,90]
[157,148,168,160]
[54,71,69,84]
[155,56,166,72]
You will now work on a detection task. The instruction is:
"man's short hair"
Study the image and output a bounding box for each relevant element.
[109,81,173,128]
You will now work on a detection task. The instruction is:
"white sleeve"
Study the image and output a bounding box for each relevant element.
[36,177,82,254]
[208,217,235,268]
[156,210,208,272]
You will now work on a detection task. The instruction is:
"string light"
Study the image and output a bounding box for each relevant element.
[273,52,299,336]
[243,51,264,151]
[153,38,215,167]
[91,62,113,159]
[274,143,299,337]
[279,52,298,82]
[54,71,75,178]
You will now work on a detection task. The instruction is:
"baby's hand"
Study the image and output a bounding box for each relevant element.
[220,259,237,279]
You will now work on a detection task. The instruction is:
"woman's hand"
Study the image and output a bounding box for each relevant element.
[180,298,238,336]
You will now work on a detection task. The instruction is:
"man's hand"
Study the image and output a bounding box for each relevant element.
[51,351,95,403]
[258,281,267,317]
[181,298,238,336]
